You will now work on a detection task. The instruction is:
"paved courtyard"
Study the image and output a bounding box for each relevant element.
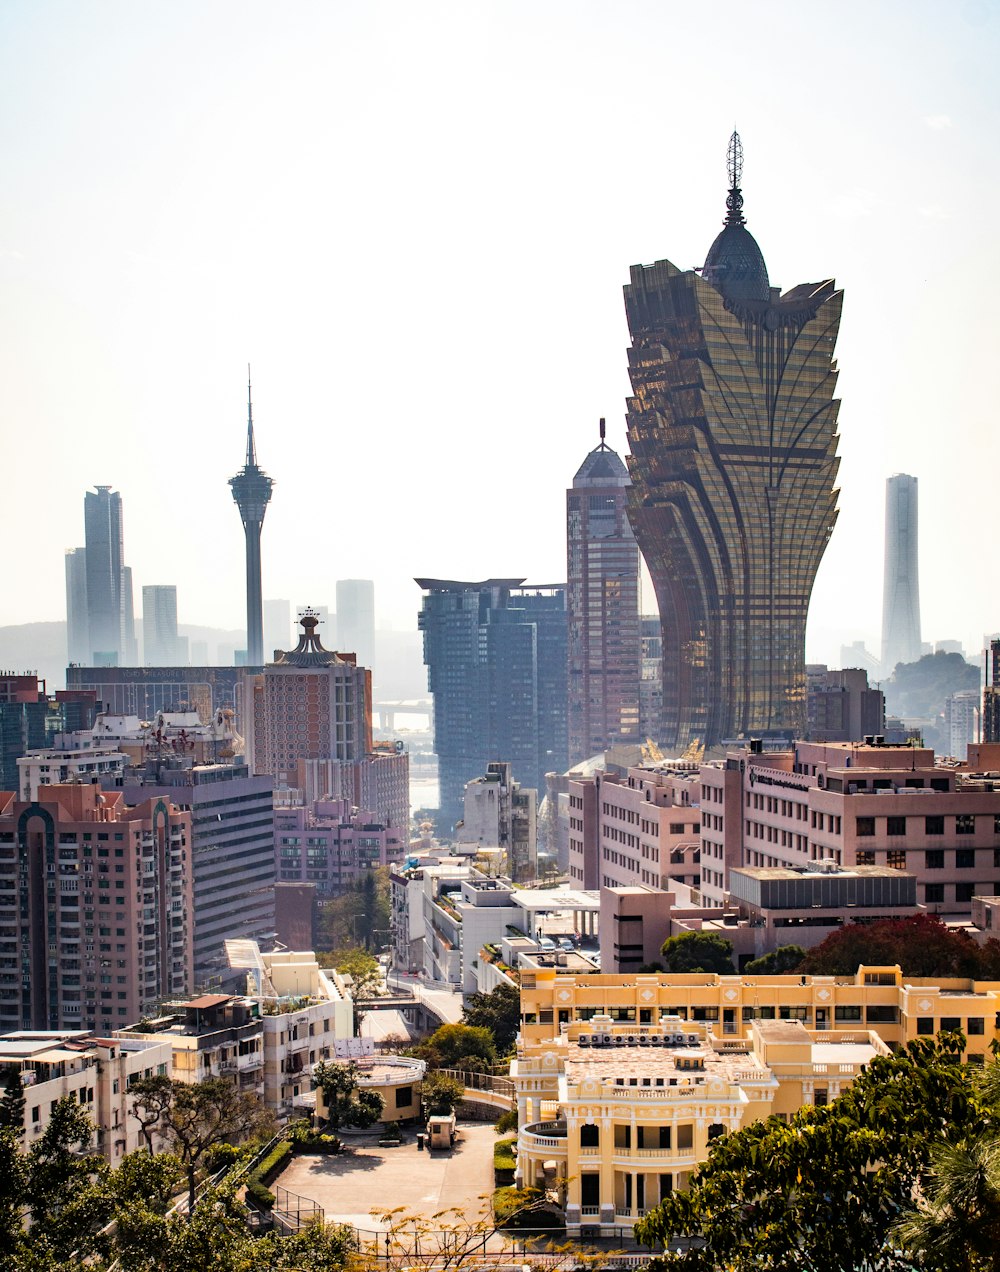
[275,1120,498,1233]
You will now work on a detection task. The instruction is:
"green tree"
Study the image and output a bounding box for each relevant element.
[462,982,520,1054]
[660,931,735,974]
[895,1136,1000,1271]
[0,1066,25,1138]
[313,1060,385,1131]
[318,946,382,1029]
[636,1033,977,1271]
[130,1072,174,1153]
[420,1071,465,1116]
[743,944,807,975]
[421,1022,497,1070]
[885,649,980,716]
[130,1075,272,1217]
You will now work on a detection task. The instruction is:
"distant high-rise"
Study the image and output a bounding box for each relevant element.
[880,474,922,675]
[229,373,273,667]
[417,578,568,830]
[82,486,136,665]
[142,585,180,665]
[336,579,375,670]
[65,547,89,664]
[247,611,372,784]
[263,599,292,662]
[624,133,842,749]
[567,419,641,765]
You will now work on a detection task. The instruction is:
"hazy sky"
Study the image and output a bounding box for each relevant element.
[2,0,997,668]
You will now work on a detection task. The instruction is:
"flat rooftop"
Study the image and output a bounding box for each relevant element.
[564,1041,767,1086]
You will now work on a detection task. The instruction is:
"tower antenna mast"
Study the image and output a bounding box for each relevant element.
[725,130,746,226]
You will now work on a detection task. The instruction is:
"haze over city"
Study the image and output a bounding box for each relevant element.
[1,0,998,666]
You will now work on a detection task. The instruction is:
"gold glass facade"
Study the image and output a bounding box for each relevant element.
[623,169,842,748]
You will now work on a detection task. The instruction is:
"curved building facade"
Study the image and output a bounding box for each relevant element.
[624,135,843,748]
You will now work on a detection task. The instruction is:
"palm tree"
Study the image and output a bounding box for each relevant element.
[894,1137,1000,1270]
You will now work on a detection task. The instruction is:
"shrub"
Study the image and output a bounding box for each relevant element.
[245,1174,276,1210]
[245,1138,293,1210]
[494,1107,517,1135]
[492,1185,561,1230]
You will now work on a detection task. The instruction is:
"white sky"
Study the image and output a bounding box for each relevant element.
[1,0,998,667]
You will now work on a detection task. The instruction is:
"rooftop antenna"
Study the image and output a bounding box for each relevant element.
[724,130,746,227]
[598,417,608,450]
[246,363,256,467]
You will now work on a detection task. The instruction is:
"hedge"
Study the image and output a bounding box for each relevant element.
[245,1139,293,1211]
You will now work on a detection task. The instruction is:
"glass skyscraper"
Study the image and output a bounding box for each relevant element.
[417,579,567,831]
[624,134,843,749]
[566,422,641,765]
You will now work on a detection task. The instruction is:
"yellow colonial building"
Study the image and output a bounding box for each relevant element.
[512,964,1000,1234]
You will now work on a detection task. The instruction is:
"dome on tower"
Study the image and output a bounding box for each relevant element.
[702,223,770,302]
[701,130,771,303]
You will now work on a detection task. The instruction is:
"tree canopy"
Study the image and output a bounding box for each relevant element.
[743,944,807,975]
[660,931,735,974]
[418,1022,497,1071]
[797,913,1000,979]
[884,650,980,718]
[313,1059,385,1131]
[636,1032,985,1271]
[462,982,520,1054]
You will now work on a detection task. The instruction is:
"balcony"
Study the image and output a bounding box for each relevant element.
[520,1121,567,1153]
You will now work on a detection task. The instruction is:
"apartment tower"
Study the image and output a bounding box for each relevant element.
[624,133,842,749]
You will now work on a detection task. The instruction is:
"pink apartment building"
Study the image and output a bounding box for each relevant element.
[699,739,1000,914]
[0,784,192,1033]
[568,764,702,892]
[274,797,405,895]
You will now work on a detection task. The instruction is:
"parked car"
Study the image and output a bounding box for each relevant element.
[558,936,575,952]
[537,936,556,951]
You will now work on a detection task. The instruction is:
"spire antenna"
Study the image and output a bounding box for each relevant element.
[246,363,256,467]
[724,130,746,227]
[598,417,607,449]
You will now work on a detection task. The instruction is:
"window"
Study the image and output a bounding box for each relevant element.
[940,1017,960,1033]
[866,1006,898,1024]
[855,850,875,866]
[886,849,907,870]
[677,1124,693,1150]
[956,849,975,869]
[956,815,975,835]
[814,1089,828,1107]
[925,850,944,869]
[396,1085,413,1107]
[835,1005,862,1022]
[580,1124,600,1148]
[956,883,975,904]
[887,816,906,837]
[855,817,875,837]
[926,816,945,835]
[925,884,945,903]
[968,1017,985,1035]
[916,1016,934,1035]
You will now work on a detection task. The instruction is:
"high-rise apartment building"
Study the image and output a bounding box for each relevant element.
[881,474,922,675]
[417,579,568,831]
[0,785,192,1033]
[117,762,275,989]
[984,640,1000,745]
[142,585,181,666]
[67,664,246,726]
[229,376,273,667]
[81,486,136,665]
[639,616,663,743]
[336,580,375,671]
[806,666,885,742]
[246,612,372,786]
[623,134,842,749]
[567,421,640,766]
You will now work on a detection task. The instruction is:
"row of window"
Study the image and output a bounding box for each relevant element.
[857,814,1000,836]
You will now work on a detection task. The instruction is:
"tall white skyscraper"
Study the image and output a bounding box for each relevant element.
[336,580,375,669]
[80,485,136,666]
[881,474,922,675]
[65,548,89,665]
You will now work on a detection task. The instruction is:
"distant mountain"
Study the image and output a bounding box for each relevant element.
[0,620,428,702]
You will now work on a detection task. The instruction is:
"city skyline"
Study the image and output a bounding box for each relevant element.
[2,2,998,665]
